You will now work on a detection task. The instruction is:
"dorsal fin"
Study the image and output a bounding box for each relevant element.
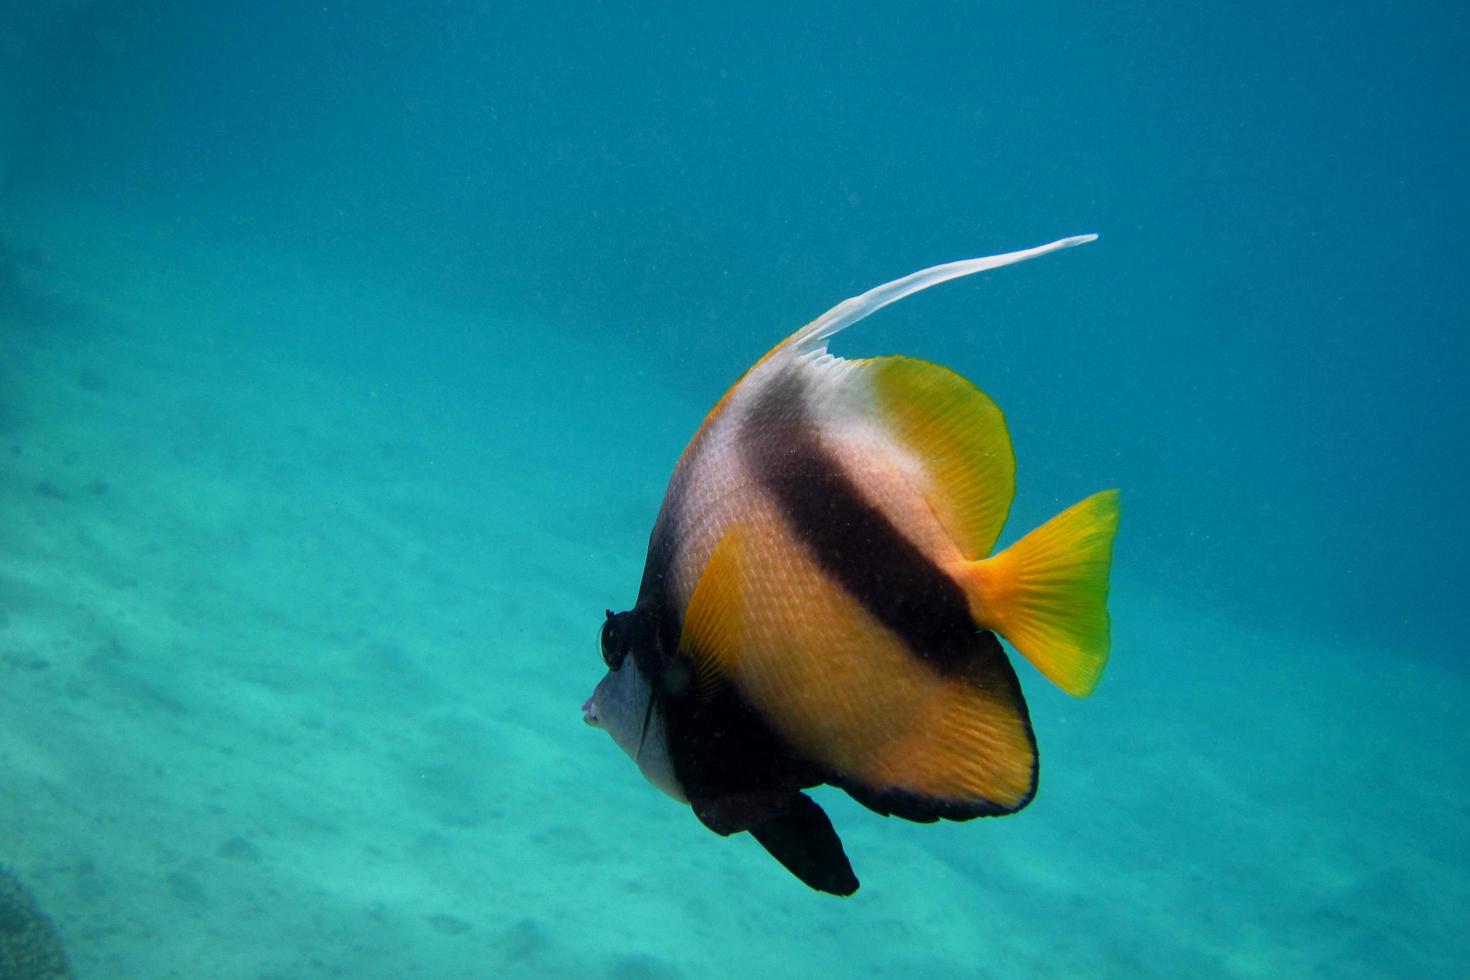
[783,234,1097,357]
[860,355,1015,560]
[681,235,1096,449]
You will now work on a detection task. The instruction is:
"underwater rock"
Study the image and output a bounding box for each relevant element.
[216,836,261,862]
[497,917,549,963]
[165,871,207,907]
[0,865,72,980]
[427,913,471,935]
[608,952,681,980]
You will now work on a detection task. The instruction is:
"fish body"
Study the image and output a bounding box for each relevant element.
[585,236,1118,895]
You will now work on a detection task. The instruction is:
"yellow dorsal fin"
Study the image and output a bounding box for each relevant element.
[677,527,747,702]
[962,490,1121,697]
[864,355,1015,560]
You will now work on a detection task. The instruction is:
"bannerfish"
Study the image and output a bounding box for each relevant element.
[583,235,1118,896]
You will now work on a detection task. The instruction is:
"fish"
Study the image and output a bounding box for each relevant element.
[583,235,1119,896]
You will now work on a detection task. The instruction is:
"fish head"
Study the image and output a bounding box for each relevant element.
[583,609,685,801]
[582,610,644,745]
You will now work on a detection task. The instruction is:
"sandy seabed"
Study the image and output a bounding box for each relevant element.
[1,208,1466,979]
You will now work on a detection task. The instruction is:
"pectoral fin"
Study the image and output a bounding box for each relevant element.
[677,526,747,703]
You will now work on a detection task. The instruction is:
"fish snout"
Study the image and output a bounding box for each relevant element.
[582,695,602,728]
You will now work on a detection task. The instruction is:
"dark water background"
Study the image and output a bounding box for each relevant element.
[7,1,1464,659]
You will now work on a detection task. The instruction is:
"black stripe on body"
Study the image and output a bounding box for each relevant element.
[741,368,980,675]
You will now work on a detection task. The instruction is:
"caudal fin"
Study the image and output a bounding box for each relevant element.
[963,490,1120,697]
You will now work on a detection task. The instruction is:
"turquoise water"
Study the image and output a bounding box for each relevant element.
[1,3,1465,977]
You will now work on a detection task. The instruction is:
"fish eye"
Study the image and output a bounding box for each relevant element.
[601,609,631,670]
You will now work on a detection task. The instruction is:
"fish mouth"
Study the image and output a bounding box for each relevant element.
[581,696,601,728]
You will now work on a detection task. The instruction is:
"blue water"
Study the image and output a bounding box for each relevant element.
[2,3,1465,977]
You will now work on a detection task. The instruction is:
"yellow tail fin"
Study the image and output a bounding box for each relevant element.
[963,490,1120,697]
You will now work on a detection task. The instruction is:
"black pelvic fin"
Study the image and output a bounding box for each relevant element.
[748,793,859,897]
